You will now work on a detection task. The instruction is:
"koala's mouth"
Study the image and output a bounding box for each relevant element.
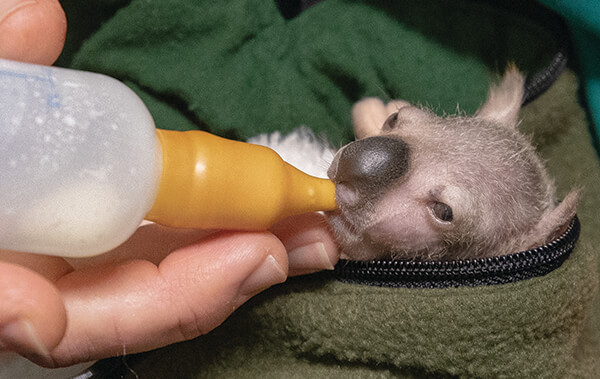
[327,209,361,237]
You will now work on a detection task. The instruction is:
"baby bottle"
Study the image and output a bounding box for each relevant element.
[0,58,336,257]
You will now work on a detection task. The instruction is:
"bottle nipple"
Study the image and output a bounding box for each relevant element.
[145,129,337,230]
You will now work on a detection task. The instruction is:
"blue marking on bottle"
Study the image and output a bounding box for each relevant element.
[0,67,61,108]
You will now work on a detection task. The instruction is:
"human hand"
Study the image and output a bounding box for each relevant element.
[0,1,339,368]
[0,0,66,65]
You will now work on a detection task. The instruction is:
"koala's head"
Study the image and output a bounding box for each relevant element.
[327,68,578,261]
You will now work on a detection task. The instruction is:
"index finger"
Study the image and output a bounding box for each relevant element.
[271,213,339,276]
[44,231,288,367]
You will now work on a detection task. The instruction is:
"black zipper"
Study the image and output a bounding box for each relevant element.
[332,216,580,289]
[521,20,570,105]
[522,49,568,105]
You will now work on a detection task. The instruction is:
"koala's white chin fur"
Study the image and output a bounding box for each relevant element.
[248,126,335,179]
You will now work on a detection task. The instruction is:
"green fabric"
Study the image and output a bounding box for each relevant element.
[57,0,600,377]
[59,0,559,143]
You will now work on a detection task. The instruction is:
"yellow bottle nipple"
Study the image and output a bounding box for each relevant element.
[145,129,337,230]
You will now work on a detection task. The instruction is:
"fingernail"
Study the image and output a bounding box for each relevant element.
[288,242,335,271]
[0,319,50,360]
[239,255,287,297]
[0,0,36,24]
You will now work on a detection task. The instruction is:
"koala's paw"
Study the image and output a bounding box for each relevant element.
[352,98,411,139]
[384,100,411,115]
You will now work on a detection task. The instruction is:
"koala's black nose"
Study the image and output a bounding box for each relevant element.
[332,136,410,195]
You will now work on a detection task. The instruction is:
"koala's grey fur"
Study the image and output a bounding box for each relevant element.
[327,67,578,261]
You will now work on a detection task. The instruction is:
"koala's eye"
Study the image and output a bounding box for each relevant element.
[431,202,453,222]
[382,112,399,130]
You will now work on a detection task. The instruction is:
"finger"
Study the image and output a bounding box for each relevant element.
[48,232,287,367]
[0,262,67,363]
[271,213,339,276]
[0,249,73,282]
[66,223,214,270]
[0,0,67,64]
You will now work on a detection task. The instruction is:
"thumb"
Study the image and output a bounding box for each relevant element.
[0,0,67,64]
[0,262,67,364]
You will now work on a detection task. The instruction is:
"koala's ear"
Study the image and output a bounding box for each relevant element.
[524,190,579,249]
[352,98,389,139]
[475,65,525,128]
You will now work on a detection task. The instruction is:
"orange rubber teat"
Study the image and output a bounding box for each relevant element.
[145,129,337,230]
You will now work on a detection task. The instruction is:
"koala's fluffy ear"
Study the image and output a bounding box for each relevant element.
[475,65,525,128]
[524,190,579,249]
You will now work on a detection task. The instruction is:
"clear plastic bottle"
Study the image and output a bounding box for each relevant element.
[0,59,336,257]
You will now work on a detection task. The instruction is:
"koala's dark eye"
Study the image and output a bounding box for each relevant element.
[431,202,453,222]
[382,112,399,130]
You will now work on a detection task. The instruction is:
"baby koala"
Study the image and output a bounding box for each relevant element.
[327,67,578,261]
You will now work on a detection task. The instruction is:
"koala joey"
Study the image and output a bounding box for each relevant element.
[327,67,579,261]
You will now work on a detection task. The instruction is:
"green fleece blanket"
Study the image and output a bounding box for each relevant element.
[58,0,600,377]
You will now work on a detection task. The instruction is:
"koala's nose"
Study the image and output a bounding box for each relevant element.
[331,136,410,197]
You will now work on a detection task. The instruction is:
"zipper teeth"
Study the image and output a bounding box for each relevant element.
[522,49,568,106]
[333,216,580,288]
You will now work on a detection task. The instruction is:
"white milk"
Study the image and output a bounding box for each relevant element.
[0,59,161,257]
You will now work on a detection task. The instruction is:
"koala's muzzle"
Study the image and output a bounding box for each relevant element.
[330,136,410,205]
